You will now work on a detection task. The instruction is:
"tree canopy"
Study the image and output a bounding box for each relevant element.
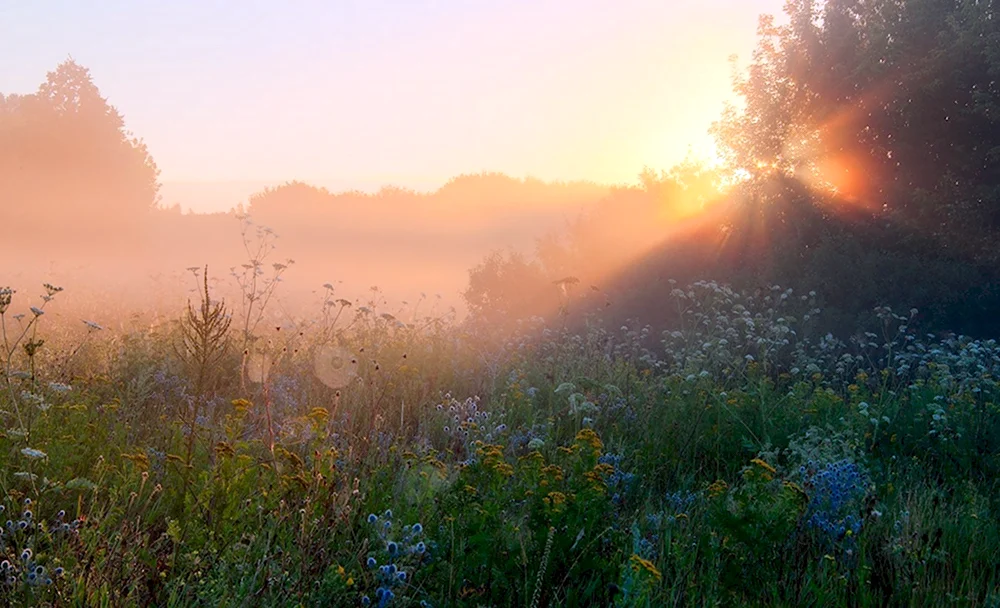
[712,0,1000,259]
[0,59,160,247]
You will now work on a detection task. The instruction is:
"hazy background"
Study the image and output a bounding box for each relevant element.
[6,0,999,341]
[1,0,781,212]
[0,0,782,325]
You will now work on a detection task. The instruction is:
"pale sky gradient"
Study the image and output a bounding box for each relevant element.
[1,0,783,212]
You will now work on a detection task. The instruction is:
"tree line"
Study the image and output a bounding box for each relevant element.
[5,0,1000,337]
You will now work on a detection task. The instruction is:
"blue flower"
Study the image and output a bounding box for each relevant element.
[803,459,869,552]
[368,513,378,524]
[411,523,422,534]
[367,557,377,568]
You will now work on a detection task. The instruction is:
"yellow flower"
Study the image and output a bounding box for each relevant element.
[707,479,728,498]
[750,458,776,476]
[307,407,329,425]
[629,555,662,583]
[574,428,604,454]
[541,465,565,482]
[543,491,568,512]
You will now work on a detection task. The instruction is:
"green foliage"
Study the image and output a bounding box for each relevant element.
[0,276,997,606]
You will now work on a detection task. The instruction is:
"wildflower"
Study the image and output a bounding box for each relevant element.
[20,549,31,561]
[707,479,728,498]
[82,320,103,331]
[368,513,378,524]
[361,596,371,606]
[48,382,72,393]
[574,428,604,453]
[629,554,663,582]
[367,557,377,569]
[411,522,423,534]
[415,541,426,554]
[0,287,13,314]
[30,306,44,317]
[750,458,777,476]
[20,447,47,460]
[387,541,399,556]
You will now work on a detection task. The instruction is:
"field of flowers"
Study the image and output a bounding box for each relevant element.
[1,273,999,606]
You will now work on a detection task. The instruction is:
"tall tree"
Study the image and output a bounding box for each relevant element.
[712,0,1000,261]
[0,60,160,250]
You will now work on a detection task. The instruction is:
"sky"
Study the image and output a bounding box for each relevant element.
[1,0,784,212]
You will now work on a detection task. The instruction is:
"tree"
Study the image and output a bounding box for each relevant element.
[463,250,558,328]
[712,0,1000,260]
[0,59,160,250]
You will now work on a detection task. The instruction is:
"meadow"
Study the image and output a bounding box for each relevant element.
[1,250,998,607]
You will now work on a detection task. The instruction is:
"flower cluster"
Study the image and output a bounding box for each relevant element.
[432,394,505,462]
[362,510,432,607]
[800,460,869,550]
[597,453,636,508]
[0,500,75,593]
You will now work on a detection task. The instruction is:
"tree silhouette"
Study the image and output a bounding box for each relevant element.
[0,59,160,250]
[711,0,1000,261]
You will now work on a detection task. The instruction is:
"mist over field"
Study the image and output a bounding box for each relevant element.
[4,1,1000,606]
